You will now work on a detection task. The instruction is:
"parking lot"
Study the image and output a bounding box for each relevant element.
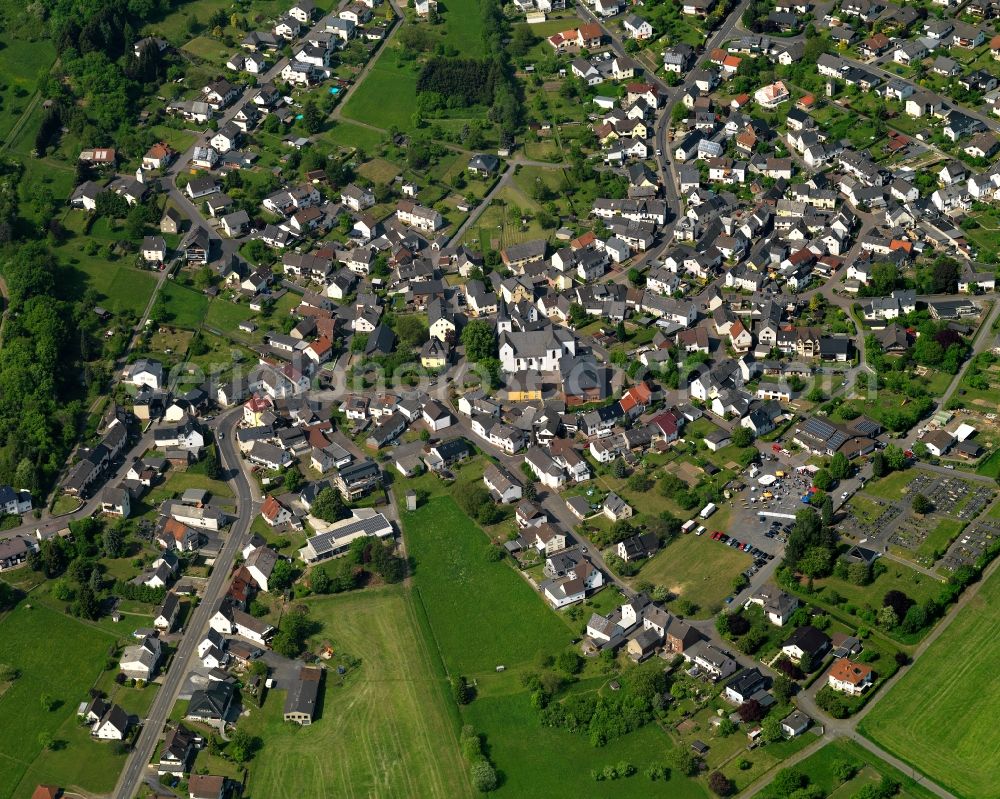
[713,457,810,567]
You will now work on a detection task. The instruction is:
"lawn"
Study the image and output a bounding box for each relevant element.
[157,280,209,329]
[631,532,750,618]
[462,691,709,798]
[0,603,126,799]
[863,469,921,501]
[402,496,573,677]
[161,469,234,500]
[858,566,1000,799]
[243,586,470,799]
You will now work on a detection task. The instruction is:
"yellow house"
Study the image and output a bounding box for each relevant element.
[627,120,649,139]
[420,338,450,369]
[506,373,542,402]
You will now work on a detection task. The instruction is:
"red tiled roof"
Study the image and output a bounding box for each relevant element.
[829,659,873,685]
[261,495,284,522]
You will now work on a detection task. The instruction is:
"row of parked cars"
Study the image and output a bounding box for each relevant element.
[709,530,775,562]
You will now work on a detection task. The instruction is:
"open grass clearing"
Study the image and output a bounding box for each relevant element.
[60,253,158,317]
[341,52,419,132]
[803,559,945,643]
[0,33,57,142]
[0,603,126,799]
[462,691,709,798]
[633,529,749,619]
[357,157,400,184]
[863,469,922,501]
[157,280,209,329]
[858,566,1000,799]
[402,496,573,678]
[325,120,388,151]
[243,586,470,799]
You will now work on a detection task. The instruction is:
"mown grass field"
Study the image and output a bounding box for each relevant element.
[243,587,470,799]
[859,567,1000,799]
[862,469,922,500]
[760,739,938,799]
[402,496,572,677]
[403,489,717,797]
[326,120,388,151]
[157,280,209,329]
[634,532,749,618]
[0,602,126,799]
[341,51,419,131]
[438,0,484,55]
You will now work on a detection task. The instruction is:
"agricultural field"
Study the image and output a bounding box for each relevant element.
[859,566,1000,799]
[0,603,126,799]
[243,587,470,799]
[759,739,938,799]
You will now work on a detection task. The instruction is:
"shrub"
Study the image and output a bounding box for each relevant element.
[708,770,734,796]
[470,760,498,792]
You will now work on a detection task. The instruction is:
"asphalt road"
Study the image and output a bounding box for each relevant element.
[112,409,259,799]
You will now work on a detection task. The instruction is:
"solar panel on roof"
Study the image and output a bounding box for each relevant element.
[828,432,848,450]
[853,419,879,435]
[801,417,836,438]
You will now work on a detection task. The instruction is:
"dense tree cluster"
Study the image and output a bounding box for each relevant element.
[782,508,836,578]
[416,58,497,107]
[658,472,720,512]
[538,669,665,746]
[0,241,105,492]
